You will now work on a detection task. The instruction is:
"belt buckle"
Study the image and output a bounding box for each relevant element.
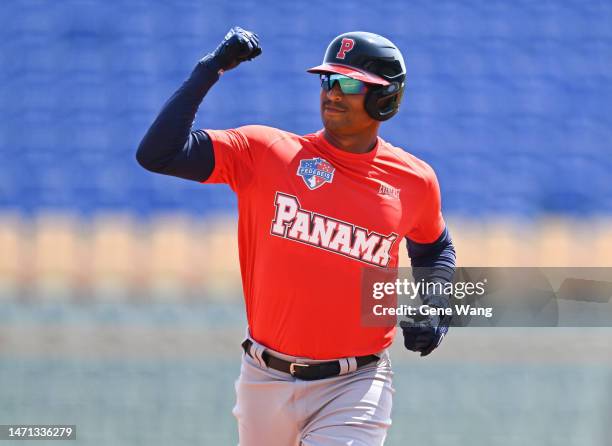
[289,362,309,376]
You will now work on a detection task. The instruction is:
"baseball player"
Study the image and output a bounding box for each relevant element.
[137,27,456,446]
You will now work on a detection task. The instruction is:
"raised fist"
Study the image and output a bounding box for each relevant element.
[212,26,262,72]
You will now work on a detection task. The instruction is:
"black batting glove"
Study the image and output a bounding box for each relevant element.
[210,26,262,72]
[400,299,451,357]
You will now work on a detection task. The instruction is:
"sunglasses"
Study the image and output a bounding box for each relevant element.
[320,74,367,94]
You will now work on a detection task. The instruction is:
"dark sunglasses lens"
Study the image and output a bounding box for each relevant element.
[320,74,331,91]
[336,77,365,94]
[320,74,366,94]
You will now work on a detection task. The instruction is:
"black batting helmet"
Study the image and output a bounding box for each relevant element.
[308,31,406,121]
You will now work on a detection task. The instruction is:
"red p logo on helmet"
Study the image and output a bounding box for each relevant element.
[336,38,355,60]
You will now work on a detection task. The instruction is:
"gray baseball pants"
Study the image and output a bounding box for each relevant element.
[233,336,394,446]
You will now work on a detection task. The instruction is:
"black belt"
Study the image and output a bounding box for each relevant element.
[241,339,379,381]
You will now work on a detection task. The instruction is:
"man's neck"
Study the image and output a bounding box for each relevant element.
[323,128,379,154]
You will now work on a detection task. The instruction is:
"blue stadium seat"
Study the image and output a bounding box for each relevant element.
[1,0,611,217]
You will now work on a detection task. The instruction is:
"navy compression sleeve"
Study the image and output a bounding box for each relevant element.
[406,227,457,307]
[136,56,221,182]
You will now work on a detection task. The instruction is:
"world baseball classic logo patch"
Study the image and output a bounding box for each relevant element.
[297,157,335,190]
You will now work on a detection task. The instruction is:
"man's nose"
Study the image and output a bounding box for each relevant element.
[326,82,344,100]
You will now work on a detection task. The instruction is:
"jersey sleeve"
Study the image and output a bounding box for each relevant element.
[405,165,446,244]
[203,125,280,191]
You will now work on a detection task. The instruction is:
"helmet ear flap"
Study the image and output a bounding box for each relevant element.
[364,82,403,121]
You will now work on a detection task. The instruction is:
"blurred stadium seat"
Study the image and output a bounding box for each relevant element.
[1,0,612,293]
[0,0,610,217]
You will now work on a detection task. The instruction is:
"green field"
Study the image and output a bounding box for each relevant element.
[1,302,610,445]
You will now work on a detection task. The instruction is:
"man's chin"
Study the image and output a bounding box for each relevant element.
[321,115,347,131]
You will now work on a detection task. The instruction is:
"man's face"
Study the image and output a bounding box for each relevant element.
[319,75,378,134]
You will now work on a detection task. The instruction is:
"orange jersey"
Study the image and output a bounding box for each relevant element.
[204,125,445,359]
